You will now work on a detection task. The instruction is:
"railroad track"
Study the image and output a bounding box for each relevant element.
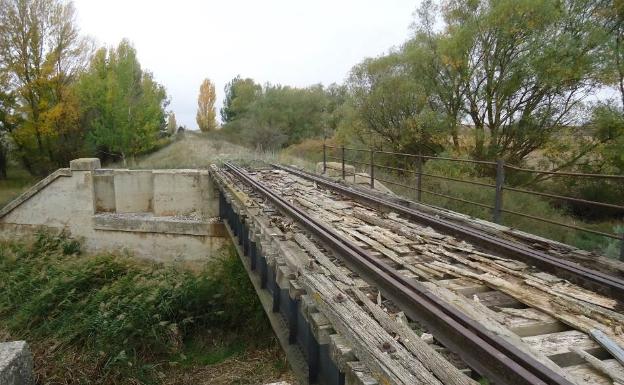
[214,161,624,385]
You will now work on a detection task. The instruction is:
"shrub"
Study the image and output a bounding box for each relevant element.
[0,232,270,383]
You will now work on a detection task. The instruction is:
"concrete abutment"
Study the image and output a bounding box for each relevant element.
[0,158,228,267]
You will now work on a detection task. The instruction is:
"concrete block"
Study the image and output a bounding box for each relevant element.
[93,170,115,212]
[315,161,355,178]
[354,173,393,194]
[69,158,101,171]
[0,341,33,385]
[200,171,220,218]
[114,170,154,213]
[153,170,202,216]
[93,212,220,236]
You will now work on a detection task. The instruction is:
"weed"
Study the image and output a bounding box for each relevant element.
[0,233,284,384]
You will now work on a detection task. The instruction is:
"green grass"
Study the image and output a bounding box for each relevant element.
[179,335,247,366]
[0,232,290,385]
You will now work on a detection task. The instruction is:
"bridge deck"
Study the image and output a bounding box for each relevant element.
[211,163,624,385]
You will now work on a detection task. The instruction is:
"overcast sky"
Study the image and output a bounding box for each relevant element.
[72,0,419,129]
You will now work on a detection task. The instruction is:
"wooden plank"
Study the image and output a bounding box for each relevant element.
[352,287,479,385]
[345,361,379,385]
[310,312,333,345]
[571,347,624,384]
[565,359,624,385]
[294,232,354,286]
[471,290,524,309]
[275,240,310,275]
[522,330,602,366]
[429,260,624,349]
[590,329,624,367]
[303,273,444,385]
[342,227,404,264]
[329,334,356,372]
[356,225,412,254]
[421,282,584,385]
[499,308,568,337]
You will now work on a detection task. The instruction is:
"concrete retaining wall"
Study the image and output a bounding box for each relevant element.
[0,159,227,267]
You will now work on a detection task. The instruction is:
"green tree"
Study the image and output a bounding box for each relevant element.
[412,0,608,164]
[220,76,262,123]
[76,40,168,165]
[223,83,330,150]
[166,112,177,135]
[196,78,217,132]
[0,0,90,174]
[406,1,468,152]
[0,72,18,178]
[599,0,624,107]
[346,52,448,155]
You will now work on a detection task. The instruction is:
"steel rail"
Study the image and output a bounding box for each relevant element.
[272,164,624,301]
[223,161,573,385]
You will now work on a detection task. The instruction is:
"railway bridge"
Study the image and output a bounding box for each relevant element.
[1,158,624,385]
[212,162,624,385]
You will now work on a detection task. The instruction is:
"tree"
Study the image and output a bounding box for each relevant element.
[0,0,90,174]
[221,82,331,149]
[220,76,262,123]
[0,72,18,179]
[76,40,168,165]
[407,1,468,152]
[166,112,177,135]
[599,0,624,107]
[411,0,607,164]
[196,78,217,132]
[347,52,448,155]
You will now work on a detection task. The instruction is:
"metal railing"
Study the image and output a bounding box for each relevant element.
[322,144,624,260]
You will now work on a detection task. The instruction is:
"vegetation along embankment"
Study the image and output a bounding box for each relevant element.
[0,232,293,384]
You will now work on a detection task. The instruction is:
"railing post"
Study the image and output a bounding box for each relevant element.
[416,155,423,201]
[493,159,505,224]
[322,143,327,174]
[620,233,624,262]
[341,145,345,180]
[370,149,375,189]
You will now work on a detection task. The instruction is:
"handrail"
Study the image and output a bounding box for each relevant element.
[505,164,624,179]
[327,144,624,177]
[320,143,624,260]
[501,209,621,240]
[504,186,624,211]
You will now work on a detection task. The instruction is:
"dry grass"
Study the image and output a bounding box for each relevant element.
[2,326,293,385]
[167,344,295,385]
[121,132,255,169]
[121,131,315,172]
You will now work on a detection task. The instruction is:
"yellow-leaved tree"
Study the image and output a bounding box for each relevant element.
[196,78,218,132]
